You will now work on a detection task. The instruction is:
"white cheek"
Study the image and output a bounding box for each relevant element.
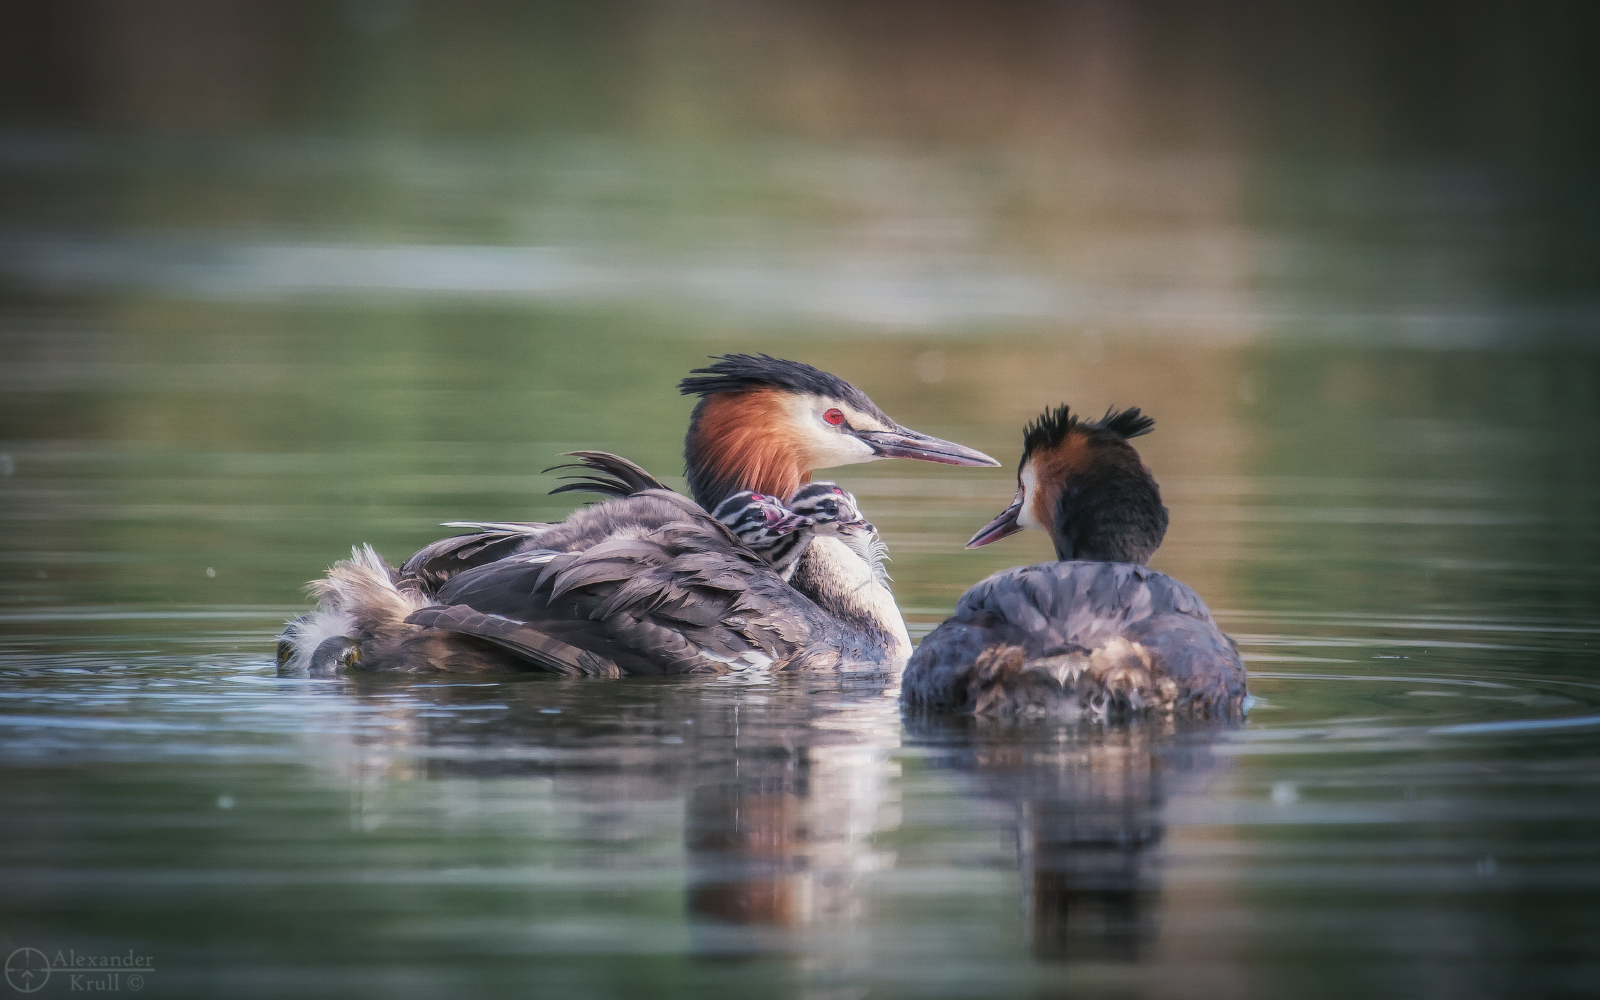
[811,432,877,466]
[788,396,879,467]
[1016,467,1044,532]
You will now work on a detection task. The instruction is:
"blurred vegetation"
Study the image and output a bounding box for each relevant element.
[1,1,1596,621]
[3,0,1598,162]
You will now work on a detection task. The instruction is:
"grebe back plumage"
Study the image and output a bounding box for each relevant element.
[279,489,874,677]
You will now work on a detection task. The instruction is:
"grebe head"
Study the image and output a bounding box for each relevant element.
[277,612,362,677]
[308,635,361,676]
[711,490,811,551]
[679,354,999,509]
[786,481,870,536]
[966,404,1169,564]
[278,614,361,677]
[789,481,889,581]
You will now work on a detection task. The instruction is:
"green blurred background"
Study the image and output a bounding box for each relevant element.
[2,0,1598,625]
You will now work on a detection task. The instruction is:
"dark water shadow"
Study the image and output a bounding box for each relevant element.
[905,711,1239,965]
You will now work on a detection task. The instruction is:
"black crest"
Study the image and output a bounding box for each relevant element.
[1017,403,1166,562]
[1098,406,1157,440]
[679,354,884,417]
[1021,404,1155,464]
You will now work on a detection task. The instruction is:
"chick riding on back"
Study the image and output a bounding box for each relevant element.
[277,355,998,678]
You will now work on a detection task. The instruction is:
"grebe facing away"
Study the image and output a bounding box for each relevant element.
[902,405,1247,719]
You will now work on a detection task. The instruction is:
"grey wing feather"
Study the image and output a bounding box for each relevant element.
[384,490,884,676]
[440,521,551,533]
[418,497,861,675]
[405,604,620,677]
[547,539,671,598]
[399,528,545,594]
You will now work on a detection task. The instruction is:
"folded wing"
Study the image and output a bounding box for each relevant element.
[399,493,859,676]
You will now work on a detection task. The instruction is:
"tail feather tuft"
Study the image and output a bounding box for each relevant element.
[301,545,430,651]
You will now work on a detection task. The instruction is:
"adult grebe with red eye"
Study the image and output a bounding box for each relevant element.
[823,408,845,426]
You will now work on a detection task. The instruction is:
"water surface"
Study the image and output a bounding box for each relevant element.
[3,129,1599,998]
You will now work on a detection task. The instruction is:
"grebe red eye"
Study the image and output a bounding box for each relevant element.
[823,408,844,426]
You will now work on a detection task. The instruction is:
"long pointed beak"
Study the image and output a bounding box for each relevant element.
[966,490,1025,548]
[854,427,1000,467]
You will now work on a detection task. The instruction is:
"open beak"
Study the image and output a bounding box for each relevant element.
[966,489,1025,548]
[771,513,811,535]
[854,427,1000,467]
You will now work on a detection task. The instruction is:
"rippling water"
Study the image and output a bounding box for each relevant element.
[5,605,1599,997]
[4,127,1600,997]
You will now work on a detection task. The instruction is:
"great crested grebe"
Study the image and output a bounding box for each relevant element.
[902,404,1247,718]
[279,489,802,677]
[277,355,997,677]
[279,488,853,677]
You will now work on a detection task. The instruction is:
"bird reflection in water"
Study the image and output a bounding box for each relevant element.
[283,673,1232,974]
[286,673,902,969]
[908,713,1235,965]
[686,752,869,936]
[682,689,898,963]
